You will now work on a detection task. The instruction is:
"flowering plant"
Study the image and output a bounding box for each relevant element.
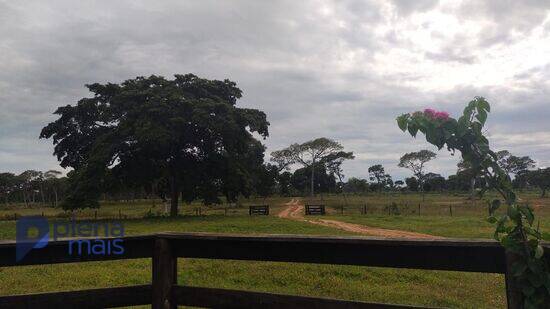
[397,97,549,308]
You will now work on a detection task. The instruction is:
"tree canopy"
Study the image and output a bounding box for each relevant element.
[496,150,536,176]
[40,74,269,215]
[368,164,392,192]
[398,150,436,199]
[527,168,550,198]
[270,137,352,196]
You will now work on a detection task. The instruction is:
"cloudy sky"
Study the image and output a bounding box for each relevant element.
[1,0,550,180]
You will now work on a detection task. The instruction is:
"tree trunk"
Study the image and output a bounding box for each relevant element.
[53,187,58,208]
[420,179,425,202]
[22,190,29,207]
[39,183,46,205]
[310,160,315,197]
[169,175,179,217]
[470,178,476,202]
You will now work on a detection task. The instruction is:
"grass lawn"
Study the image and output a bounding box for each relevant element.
[0,214,506,308]
[323,214,550,240]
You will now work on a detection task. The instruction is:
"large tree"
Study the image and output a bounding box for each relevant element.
[254,163,279,200]
[368,164,391,192]
[496,150,536,177]
[41,74,269,216]
[325,151,355,204]
[457,159,478,199]
[270,137,351,196]
[0,173,16,206]
[44,170,63,207]
[344,177,369,194]
[528,168,550,198]
[398,150,436,200]
[291,165,336,195]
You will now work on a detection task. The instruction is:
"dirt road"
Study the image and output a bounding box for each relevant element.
[278,198,442,239]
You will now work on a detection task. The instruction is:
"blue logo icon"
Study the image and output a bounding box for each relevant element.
[16,216,49,262]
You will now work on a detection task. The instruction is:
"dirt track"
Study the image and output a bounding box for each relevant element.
[278,198,442,239]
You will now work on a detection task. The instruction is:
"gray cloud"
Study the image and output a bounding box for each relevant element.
[0,0,549,181]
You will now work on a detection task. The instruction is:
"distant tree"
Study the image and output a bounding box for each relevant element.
[41,74,269,216]
[291,165,335,195]
[405,177,419,191]
[0,173,16,206]
[384,174,394,190]
[325,151,355,205]
[344,177,369,194]
[18,170,43,206]
[398,150,436,200]
[513,170,530,191]
[255,164,278,200]
[271,138,350,196]
[44,170,63,207]
[270,148,295,172]
[277,171,294,196]
[457,159,477,199]
[394,180,404,188]
[496,150,536,177]
[527,168,550,198]
[423,173,446,192]
[368,164,390,192]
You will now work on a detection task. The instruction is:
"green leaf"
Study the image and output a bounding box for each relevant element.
[519,205,535,225]
[407,123,418,137]
[476,110,487,125]
[535,245,544,259]
[397,114,409,132]
[507,205,520,221]
[478,98,490,112]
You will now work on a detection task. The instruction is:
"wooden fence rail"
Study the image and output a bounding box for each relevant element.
[1,233,548,308]
[249,205,270,215]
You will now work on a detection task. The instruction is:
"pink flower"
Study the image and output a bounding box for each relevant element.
[424,108,436,117]
[424,108,449,120]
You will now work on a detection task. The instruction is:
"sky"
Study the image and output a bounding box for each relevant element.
[1,0,550,181]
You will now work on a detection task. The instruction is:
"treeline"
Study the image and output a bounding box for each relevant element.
[272,163,550,198]
[0,170,66,207]
[2,161,549,208]
[342,167,550,196]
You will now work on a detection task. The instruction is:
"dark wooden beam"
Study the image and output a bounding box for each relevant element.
[0,284,151,309]
[173,285,434,309]
[162,233,512,273]
[152,238,177,309]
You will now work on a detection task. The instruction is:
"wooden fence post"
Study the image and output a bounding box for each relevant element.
[152,237,177,309]
[449,205,453,217]
[418,203,420,216]
[505,251,524,309]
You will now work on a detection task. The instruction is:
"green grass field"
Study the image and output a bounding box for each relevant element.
[0,215,505,308]
[1,192,548,308]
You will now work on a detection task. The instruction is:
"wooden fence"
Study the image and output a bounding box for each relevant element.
[305,204,326,215]
[1,233,547,308]
[249,205,269,215]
